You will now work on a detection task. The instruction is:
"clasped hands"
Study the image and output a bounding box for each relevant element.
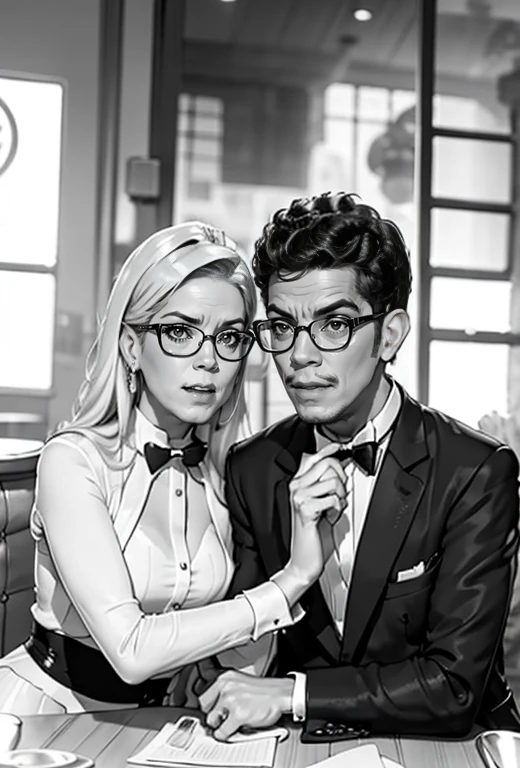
[200,444,347,740]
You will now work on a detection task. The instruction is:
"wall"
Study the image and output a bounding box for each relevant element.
[0,0,101,429]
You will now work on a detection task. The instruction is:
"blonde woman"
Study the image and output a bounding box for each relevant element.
[0,222,321,715]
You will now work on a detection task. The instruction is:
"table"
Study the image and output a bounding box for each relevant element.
[0,438,42,456]
[16,707,485,767]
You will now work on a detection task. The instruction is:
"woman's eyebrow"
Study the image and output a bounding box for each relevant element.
[160,311,244,326]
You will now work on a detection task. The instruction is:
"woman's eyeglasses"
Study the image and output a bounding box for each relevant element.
[253,313,386,354]
[132,323,255,362]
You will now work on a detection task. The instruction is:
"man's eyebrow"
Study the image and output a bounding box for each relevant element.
[160,311,244,326]
[312,299,361,317]
[266,299,361,320]
[266,303,295,320]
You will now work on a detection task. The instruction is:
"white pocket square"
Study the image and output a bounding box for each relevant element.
[396,561,425,583]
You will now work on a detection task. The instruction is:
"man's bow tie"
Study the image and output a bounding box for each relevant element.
[333,441,378,476]
[144,437,207,474]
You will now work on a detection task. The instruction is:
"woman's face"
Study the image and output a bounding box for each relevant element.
[134,276,248,438]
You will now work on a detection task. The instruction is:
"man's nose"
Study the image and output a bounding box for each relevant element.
[290,327,321,367]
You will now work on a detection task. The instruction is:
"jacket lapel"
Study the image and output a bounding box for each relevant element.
[340,391,431,662]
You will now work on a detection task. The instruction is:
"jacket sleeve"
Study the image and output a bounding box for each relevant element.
[224,445,270,597]
[305,446,520,736]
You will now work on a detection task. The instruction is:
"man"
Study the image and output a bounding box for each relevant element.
[200,192,520,741]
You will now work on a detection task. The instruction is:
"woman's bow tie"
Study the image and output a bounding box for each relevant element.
[144,438,207,474]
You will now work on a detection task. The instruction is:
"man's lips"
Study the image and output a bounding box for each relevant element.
[288,381,334,390]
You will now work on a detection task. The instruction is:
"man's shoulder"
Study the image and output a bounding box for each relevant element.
[229,414,301,464]
[406,391,513,464]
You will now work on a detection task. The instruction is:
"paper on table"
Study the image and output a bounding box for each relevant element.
[307,744,404,768]
[127,716,285,768]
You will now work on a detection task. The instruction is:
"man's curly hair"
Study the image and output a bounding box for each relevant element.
[252,192,412,314]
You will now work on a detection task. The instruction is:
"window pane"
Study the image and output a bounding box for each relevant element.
[0,272,55,389]
[433,137,511,204]
[429,341,508,428]
[390,91,416,121]
[434,1,514,137]
[358,87,390,121]
[433,94,509,135]
[0,77,63,266]
[430,278,511,333]
[193,114,222,136]
[431,209,509,271]
[324,84,355,118]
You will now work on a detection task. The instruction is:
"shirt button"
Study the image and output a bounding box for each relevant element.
[175,489,183,497]
[179,562,188,570]
[173,603,181,610]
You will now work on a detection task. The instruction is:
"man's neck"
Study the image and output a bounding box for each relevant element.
[321,374,392,443]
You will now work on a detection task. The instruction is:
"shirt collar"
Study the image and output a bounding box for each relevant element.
[315,377,402,452]
[133,407,194,455]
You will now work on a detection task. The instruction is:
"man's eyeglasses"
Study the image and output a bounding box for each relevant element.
[253,313,386,354]
[132,323,255,362]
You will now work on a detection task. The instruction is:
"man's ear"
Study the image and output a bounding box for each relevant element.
[379,309,410,363]
[119,324,142,370]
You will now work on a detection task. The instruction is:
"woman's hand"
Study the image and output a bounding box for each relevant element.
[287,444,347,584]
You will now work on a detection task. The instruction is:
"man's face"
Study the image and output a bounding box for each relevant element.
[266,268,384,427]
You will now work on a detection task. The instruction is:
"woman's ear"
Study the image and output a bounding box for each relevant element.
[379,309,410,363]
[119,324,142,370]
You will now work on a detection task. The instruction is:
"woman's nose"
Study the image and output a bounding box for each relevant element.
[194,337,219,371]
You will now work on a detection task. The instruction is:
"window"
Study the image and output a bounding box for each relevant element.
[0,75,63,391]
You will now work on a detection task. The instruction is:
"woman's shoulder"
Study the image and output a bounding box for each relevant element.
[39,429,110,478]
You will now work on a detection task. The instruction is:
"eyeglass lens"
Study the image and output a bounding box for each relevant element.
[159,324,251,360]
[258,317,353,352]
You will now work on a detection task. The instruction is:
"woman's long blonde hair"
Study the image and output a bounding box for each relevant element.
[54,222,257,476]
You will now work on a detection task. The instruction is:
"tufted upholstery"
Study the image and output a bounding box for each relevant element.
[0,450,39,657]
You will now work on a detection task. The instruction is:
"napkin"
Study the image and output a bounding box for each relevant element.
[307,743,405,768]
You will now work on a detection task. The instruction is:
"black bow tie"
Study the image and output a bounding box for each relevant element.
[333,441,379,476]
[144,437,207,474]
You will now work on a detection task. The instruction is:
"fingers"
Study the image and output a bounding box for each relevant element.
[295,443,345,478]
[212,709,241,742]
[199,679,221,714]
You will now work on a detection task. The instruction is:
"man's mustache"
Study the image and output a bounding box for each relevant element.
[285,374,339,386]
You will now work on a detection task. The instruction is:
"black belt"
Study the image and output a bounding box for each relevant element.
[25,620,170,706]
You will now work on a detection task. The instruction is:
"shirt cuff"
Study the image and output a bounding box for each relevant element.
[287,671,307,723]
[239,579,303,642]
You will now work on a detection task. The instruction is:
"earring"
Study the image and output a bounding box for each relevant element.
[127,360,137,395]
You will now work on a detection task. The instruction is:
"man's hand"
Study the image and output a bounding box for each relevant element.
[288,443,347,582]
[199,670,294,741]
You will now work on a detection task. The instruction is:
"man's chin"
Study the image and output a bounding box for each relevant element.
[291,401,336,424]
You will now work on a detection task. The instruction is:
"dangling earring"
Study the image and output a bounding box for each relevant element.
[127,360,137,395]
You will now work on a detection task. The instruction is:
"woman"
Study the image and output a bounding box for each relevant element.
[0,222,322,715]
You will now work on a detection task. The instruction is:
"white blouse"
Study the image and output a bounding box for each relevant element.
[29,409,291,687]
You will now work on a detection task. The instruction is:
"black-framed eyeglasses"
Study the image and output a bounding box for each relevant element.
[132,323,256,362]
[253,313,386,354]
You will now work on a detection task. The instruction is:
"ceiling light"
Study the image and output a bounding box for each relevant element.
[353,8,373,21]
[220,0,237,3]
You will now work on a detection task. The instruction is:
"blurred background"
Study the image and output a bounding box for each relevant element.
[1,0,520,444]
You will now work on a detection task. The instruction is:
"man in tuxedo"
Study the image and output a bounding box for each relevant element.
[199,192,520,741]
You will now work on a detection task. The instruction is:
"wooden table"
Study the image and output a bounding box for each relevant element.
[16,707,486,767]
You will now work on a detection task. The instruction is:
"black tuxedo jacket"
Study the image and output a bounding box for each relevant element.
[225,388,520,740]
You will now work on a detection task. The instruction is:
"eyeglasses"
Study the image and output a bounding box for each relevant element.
[132,323,256,362]
[253,313,386,354]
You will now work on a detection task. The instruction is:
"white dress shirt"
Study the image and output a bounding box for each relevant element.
[290,379,402,721]
[29,408,297,689]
